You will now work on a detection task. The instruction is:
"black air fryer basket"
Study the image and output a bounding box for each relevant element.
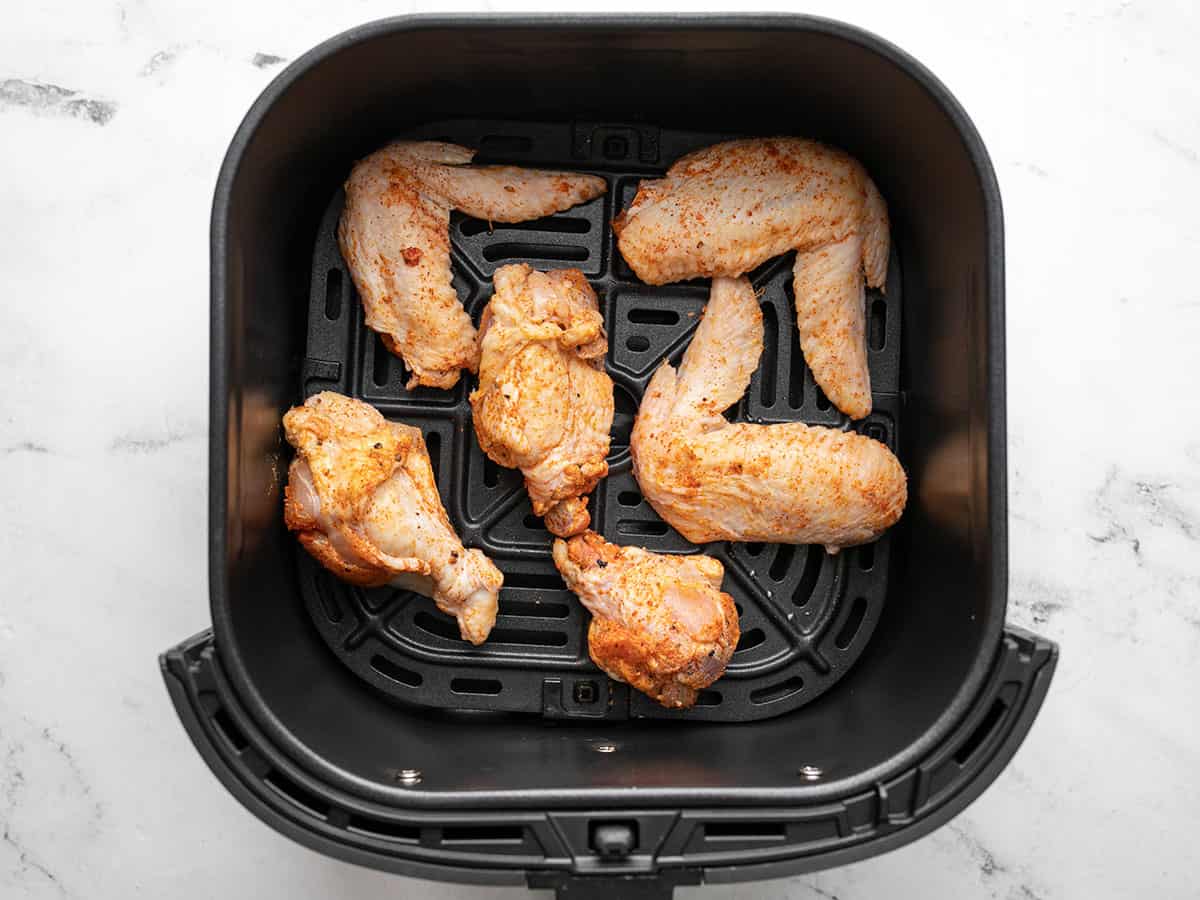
[162,16,1057,898]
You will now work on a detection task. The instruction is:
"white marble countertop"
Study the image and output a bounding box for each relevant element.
[2,1,1198,898]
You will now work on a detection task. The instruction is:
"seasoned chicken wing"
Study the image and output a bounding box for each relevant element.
[553,531,739,709]
[283,391,503,644]
[630,277,906,552]
[613,137,888,419]
[470,265,614,537]
[339,141,607,390]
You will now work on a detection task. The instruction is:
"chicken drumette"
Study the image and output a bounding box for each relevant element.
[614,137,888,419]
[553,531,739,709]
[631,277,907,552]
[339,141,607,390]
[470,264,614,537]
[283,391,503,644]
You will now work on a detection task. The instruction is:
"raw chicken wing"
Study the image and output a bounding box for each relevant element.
[614,137,888,419]
[553,531,739,709]
[339,141,607,389]
[470,265,613,537]
[283,391,503,644]
[630,277,906,552]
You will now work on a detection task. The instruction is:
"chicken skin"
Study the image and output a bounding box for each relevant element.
[283,391,503,644]
[630,277,906,553]
[470,265,614,537]
[613,137,888,419]
[553,531,739,709]
[339,141,607,390]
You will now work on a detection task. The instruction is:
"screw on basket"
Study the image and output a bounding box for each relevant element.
[798,765,823,781]
[593,743,617,754]
[395,768,423,786]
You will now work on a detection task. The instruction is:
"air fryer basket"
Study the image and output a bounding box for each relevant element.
[164,15,1057,898]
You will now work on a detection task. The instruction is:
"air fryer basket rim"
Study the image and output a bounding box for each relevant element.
[207,13,1015,810]
[162,627,1055,888]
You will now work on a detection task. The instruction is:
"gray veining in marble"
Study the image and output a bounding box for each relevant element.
[0,79,117,126]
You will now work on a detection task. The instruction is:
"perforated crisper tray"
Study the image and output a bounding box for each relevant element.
[296,118,903,722]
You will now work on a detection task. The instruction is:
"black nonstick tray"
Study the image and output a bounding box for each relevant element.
[297,117,903,722]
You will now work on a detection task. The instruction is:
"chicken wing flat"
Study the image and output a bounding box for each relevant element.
[339,141,607,390]
[553,531,739,709]
[630,277,906,553]
[283,391,503,644]
[613,137,888,419]
[470,264,614,537]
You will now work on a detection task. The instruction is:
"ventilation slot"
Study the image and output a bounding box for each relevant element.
[373,333,392,386]
[617,491,642,507]
[834,597,868,650]
[869,299,886,350]
[611,385,637,449]
[490,627,568,647]
[858,542,876,571]
[414,611,464,641]
[211,708,249,752]
[265,771,330,818]
[788,295,805,409]
[501,599,570,619]
[523,513,549,533]
[703,821,787,842]
[694,690,722,707]
[793,545,824,607]
[442,824,524,844]
[759,302,778,407]
[628,308,680,325]
[617,519,669,537]
[478,134,534,154]
[483,456,500,488]
[769,544,795,582]
[750,677,804,704]
[461,215,589,237]
[425,431,442,483]
[864,422,888,444]
[735,628,765,653]
[371,655,423,687]
[954,697,1010,765]
[815,385,832,411]
[504,571,567,590]
[626,335,651,352]
[482,243,588,263]
[744,542,765,558]
[348,816,420,843]
[451,677,503,695]
[324,268,342,320]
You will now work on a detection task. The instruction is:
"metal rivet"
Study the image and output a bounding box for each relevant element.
[594,744,617,754]
[798,765,823,781]
[395,768,423,785]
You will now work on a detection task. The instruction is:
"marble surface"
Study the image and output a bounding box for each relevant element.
[2,1,1198,897]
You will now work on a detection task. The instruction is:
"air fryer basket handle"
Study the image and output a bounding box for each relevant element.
[160,626,1055,894]
[527,871,696,899]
